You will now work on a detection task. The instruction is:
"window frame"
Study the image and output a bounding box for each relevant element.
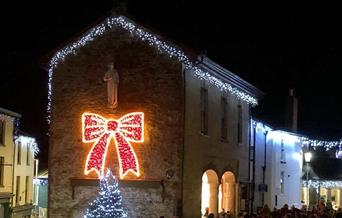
[237,104,243,144]
[17,142,21,165]
[16,176,20,204]
[0,156,4,186]
[200,86,208,135]
[0,120,4,145]
[220,96,228,140]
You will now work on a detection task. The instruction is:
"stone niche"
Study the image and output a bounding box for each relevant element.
[49,28,184,217]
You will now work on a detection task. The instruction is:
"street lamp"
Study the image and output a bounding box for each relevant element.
[304,152,312,207]
[304,152,312,163]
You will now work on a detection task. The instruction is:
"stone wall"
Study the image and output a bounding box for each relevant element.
[49,28,184,217]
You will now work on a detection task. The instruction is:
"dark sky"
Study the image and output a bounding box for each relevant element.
[1,1,341,169]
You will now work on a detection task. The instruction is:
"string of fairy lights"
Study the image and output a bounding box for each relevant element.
[1,114,39,155]
[46,14,342,150]
[303,180,342,189]
[301,137,342,151]
[47,15,258,124]
[33,178,48,186]
[15,135,40,156]
[252,120,342,151]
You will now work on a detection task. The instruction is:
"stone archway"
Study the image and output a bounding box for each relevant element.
[220,171,236,215]
[201,169,219,217]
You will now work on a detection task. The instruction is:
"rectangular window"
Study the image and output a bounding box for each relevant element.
[200,87,208,135]
[17,142,21,165]
[280,171,285,193]
[26,145,30,165]
[0,156,4,186]
[25,176,29,204]
[237,104,243,144]
[280,139,286,163]
[0,120,4,145]
[221,97,228,140]
[16,176,20,204]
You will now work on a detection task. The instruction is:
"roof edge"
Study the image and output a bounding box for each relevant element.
[0,107,22,118]
[199,56,265,99]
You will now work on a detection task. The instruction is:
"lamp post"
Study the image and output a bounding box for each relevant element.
[304,152,312,207]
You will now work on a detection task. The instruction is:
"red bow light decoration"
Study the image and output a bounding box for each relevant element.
[82,112,144,178]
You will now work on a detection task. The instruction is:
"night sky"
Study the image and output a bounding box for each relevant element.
[1,2,341,169]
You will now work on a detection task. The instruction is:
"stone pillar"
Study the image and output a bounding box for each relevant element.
[235,183,239,216]
[327,188,332,202]
[309,188,318,208]
[209,182,219,216]
[339,189,342,208]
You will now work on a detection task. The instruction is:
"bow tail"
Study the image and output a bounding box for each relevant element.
[85,133,111,176]
[114,132,140,178]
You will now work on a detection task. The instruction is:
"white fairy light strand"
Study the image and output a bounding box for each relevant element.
[47,16,258,123]
[0,113,15,122]
[16,135,40,156]
[303,180,342,189]
[33,178,48,186]
[301,137,342,151]
[252,120,342,151]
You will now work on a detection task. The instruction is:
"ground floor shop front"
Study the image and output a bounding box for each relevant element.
[302,181,342,210]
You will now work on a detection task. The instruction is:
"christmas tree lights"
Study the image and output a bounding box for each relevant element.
[82,112,143,178]
[47,15,258,123]
[84,169,127,218]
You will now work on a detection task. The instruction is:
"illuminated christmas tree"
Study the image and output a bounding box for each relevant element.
[84,170,127,218]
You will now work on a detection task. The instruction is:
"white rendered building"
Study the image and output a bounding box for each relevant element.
[250,120,303,211]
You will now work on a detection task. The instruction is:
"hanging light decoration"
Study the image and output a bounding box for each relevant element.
[47,16,258,123]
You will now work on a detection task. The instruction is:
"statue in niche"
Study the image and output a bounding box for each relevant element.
[103,62,119,109]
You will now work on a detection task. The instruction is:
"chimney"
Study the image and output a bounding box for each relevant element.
[285,88,298,132]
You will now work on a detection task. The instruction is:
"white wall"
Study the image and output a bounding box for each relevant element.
[13,136,35,207]
[252,122,303,210]
[269,131,303,209]
[0,116,15,193]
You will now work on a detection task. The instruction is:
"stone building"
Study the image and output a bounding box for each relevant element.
[44,14,263,218]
